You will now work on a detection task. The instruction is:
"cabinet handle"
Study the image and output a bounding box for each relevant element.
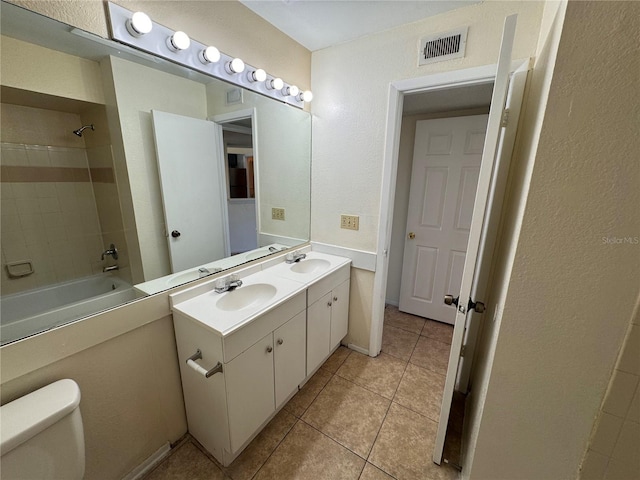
[327,301,332,307]
[277,338,284,345]
[333,296,338,302]
[266,346,273,353]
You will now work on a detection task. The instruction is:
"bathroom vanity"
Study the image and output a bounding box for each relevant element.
[170,251,351,466]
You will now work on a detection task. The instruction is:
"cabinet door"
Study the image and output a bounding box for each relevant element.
[330,279,350,350]
[225,333,275,453]
[274,311,307,408]
[307,292,332,376]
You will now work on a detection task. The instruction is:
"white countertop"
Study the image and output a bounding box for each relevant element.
[171,251,351,337]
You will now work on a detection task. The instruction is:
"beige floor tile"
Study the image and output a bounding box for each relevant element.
[410,336,451,376]
[302,375,390,457]
[283,368,332,418]
[321,346,352,373]
[384,305,425,335]
[369,403,458,480]
[336,351,406,399]
[144,441,227,480]
[359,462,395,480]
[253,421,365,480]
[421,320,453,345]
[382,325,420,361]
[226,410,297,480]
[393,363,445,422]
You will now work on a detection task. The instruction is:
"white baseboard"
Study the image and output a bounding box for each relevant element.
[122,442,171,480]
[347,343,370,356]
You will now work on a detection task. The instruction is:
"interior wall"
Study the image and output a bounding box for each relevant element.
[0,315,186,480]
[8,0,311,90]
[311,1,544,351]
[464,2,640,478]
[386,107,489,306]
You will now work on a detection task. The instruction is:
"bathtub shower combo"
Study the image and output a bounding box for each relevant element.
[0,274,136,345]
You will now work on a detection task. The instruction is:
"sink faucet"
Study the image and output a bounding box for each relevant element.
[285,251,306,264]
[214,274,243,294]
[101,243,118,261]
[199,266,222,278]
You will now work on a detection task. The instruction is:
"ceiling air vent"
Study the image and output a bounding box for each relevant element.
[419,27,468,66]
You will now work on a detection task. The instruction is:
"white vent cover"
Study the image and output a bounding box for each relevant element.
[419,27,468,66]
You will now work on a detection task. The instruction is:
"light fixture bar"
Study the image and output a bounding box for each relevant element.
[107,2,307,108]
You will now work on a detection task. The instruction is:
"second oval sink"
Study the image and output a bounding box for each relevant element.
[289,258,331,274]
[216,283,277,312]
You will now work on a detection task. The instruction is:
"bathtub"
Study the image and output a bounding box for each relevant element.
[0,274,137,346]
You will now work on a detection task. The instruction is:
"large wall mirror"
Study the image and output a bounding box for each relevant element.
[0,1,311,345]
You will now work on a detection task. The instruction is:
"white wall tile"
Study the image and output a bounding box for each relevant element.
[603,370,640,418]
[618,325,640,376]
[611,420,640,461]
[580,449,608,480]
[1,144,28,166]
[25,145,50,166]
[628,386,640,423]
[591,413,624,456]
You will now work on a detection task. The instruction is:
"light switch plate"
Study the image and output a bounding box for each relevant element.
[340,214,359,230]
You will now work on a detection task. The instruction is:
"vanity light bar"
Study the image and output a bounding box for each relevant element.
[107,2,310,108]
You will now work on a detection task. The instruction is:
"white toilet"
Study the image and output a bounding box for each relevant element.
[0,379,85,479]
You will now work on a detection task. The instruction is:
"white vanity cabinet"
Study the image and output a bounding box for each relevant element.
[173,292,306,466]
[306,264,351,376]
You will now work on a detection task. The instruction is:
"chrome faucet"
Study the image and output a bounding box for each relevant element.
[214,274,243,294]
[101,243,118,261]
[199,266,222,278]
[285,251,306,264]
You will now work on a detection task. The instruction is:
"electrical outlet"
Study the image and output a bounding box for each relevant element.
[340,214,359,231]
[272,207,285,221]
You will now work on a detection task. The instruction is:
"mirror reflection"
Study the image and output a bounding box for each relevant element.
[0,1,311,345]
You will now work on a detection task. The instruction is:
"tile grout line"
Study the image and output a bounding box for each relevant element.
[248,417,300,480]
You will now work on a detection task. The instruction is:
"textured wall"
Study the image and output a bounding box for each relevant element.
[8,0,311,89]
[465,2,640,478]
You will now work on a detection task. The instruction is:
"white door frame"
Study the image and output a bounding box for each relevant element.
[370,64,502,357]
[210,108,259,257]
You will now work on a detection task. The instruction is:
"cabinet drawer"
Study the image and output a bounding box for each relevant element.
[223,292,305,363]
[307,265,351,305]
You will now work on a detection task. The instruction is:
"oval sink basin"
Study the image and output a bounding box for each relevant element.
[216,283,277,312]
[289,258,331,274]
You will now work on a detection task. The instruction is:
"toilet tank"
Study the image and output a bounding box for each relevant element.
[0,379,85,480]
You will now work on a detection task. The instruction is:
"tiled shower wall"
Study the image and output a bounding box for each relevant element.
[579,310,640,479]
[1,101,130,296]
[1,141,105,295]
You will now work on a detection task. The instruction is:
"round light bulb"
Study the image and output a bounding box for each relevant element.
[167,31,190,51]
[267,77,284,90]
[225,58,245,74]
[200,46,220,64]
[126,11,152,37]
[248,68,267,83]
[283,85,300,97]
[298,90,313,102]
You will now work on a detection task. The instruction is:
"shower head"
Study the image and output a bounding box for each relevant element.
[73,124,94,137]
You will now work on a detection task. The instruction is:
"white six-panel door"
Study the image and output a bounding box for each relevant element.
[399,115,488,324]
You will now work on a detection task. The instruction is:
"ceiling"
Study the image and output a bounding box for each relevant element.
[239,0,482,51]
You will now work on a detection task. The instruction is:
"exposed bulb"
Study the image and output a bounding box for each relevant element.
[126,11,152,37]
[247,68,267,83]
[225,58,245,74]
[267,77,284,90]
[199,46,221,64]
[297,90,313,102]
[167,31,190,51]
[282,85,300,97]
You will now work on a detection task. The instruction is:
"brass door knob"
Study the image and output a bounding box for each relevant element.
[408,232,416,239]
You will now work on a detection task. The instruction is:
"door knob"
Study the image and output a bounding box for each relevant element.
[444,295,459,307]
[408,232,416,239]
[171,230,181,238]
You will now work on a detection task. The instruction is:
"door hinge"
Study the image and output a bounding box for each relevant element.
[501,108,510,127]
[460,346,467,357]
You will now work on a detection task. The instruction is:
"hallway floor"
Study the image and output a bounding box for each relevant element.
[144,305,458,480]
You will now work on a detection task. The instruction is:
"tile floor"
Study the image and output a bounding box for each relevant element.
[144,305,458,480]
